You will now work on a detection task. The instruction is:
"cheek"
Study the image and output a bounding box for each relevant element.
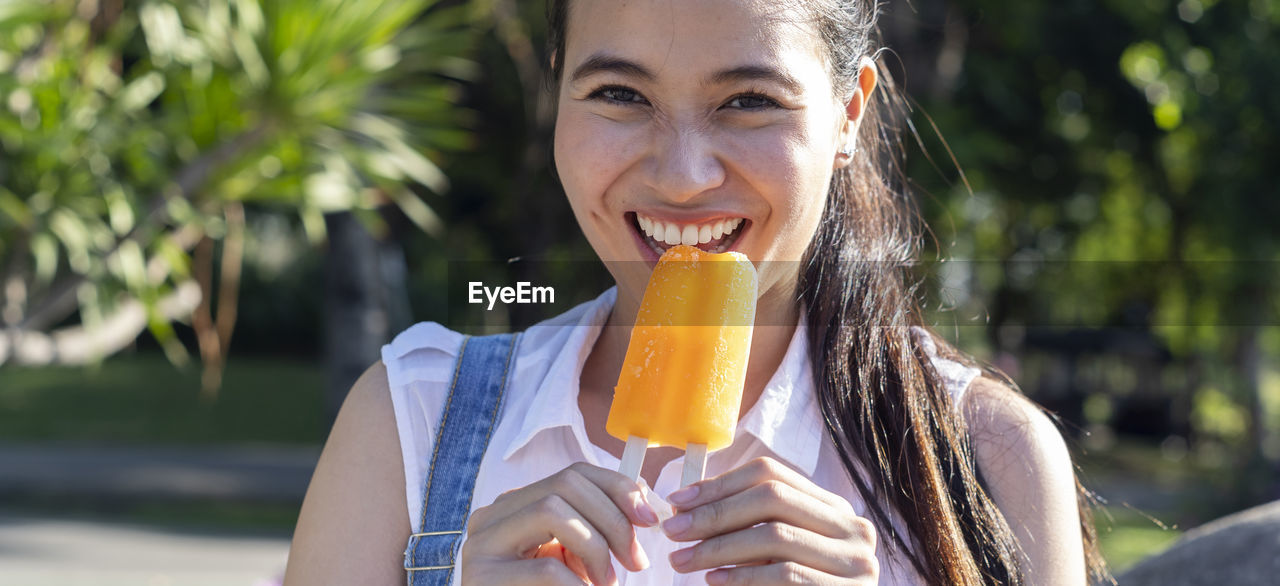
[554,109,643,209]
[724,122,831,228]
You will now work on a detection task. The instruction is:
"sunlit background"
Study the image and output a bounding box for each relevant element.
[1,0,1277,583]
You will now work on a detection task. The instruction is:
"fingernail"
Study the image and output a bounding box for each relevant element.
[668,546,694,569]
[668,485,698,505]
[635,494,659,526]
[662,513,692,537]
[706,569,728,585]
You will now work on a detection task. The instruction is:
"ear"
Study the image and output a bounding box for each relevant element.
[836,57,879,165]
[846,56,878,126]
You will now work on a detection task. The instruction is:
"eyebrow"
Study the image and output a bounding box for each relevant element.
[568,52,803,95]
[569,54,656,84]
[711,64,804,96]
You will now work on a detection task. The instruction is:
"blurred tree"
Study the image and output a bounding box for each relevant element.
[0,0,480,399]
[898,0,1279,503]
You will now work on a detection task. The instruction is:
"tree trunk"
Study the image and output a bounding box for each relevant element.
[322,210,411,428]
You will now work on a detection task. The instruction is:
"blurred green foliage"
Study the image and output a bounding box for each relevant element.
[910,0,1278,327]
[0,0,479,363]
[894,0,1279,502]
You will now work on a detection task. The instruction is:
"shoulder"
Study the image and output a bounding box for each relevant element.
[285,362,408,585]
[961,375,1073,479]
[960,375,1087,584]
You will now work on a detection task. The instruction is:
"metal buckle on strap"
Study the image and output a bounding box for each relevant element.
[404,530,464,573]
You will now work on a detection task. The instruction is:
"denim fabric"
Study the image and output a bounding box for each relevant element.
[405,333,520,586]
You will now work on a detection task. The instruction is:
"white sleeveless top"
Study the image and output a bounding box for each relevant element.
[382,287,982,585]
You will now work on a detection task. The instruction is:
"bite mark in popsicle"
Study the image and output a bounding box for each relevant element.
[607,245,758,488]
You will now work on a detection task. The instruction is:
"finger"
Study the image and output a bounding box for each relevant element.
[669,457,850,514]
[567,462,663,527]
[534,540,600,585]
[474,463,658,532]
[471,494,616,586]
[470,464,654,570]
[663,478,864,542]
[705,561,848,586]
[668,522,877,578]
[469,557,591,586]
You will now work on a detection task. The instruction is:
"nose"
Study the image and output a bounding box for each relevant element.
[644,125,726,203]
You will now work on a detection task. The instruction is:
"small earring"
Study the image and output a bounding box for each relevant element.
[839,145,856,158]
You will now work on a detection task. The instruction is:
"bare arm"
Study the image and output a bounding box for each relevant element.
[284,362,409,586]
[963,376,1088,586]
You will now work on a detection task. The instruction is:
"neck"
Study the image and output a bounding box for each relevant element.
[580,284,800,421]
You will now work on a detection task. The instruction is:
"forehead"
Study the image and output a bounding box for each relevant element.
[563,0,828,86]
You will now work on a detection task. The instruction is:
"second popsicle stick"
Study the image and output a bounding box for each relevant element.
[680,443,707,488]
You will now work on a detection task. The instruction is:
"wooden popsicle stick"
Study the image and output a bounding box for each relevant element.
[619,435,648,481]
[681,442,708,488]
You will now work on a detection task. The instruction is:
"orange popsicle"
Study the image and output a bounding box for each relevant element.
[607,244,757,485]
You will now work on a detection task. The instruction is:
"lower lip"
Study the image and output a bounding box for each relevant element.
[628,213,747,264]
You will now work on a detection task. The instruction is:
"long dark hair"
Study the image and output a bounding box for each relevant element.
[545,1,1110,583]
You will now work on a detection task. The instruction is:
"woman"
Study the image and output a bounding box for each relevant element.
[286,0,1109,584]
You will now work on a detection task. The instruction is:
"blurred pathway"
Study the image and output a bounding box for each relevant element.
[0,442,315,584]
[0,512,289,586]
[0,442,320,503]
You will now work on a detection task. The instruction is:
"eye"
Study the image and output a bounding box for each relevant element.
[725,92,780,111]
[587,85,647,106]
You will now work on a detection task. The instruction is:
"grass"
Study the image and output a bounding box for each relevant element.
[1095,506,1183,574]
[0,353,326,445]
[0,354,318,535]
[5,491,302,535]
[1074,437,1260,575]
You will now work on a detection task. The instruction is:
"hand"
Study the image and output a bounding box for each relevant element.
[460,462,658,585]
[660,457,879,585]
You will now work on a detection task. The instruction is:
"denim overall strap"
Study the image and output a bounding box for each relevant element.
[404,333,520,586]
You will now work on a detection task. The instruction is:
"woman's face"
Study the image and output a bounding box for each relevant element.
[554,0,857,311]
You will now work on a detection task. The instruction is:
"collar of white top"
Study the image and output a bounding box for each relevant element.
[500,286,824,477]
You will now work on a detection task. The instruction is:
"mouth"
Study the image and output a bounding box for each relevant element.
[628,211,749,261]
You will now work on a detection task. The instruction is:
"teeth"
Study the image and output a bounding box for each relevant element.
[680,225,698,246]
[635,213,746,249]
[663,223,681,246]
